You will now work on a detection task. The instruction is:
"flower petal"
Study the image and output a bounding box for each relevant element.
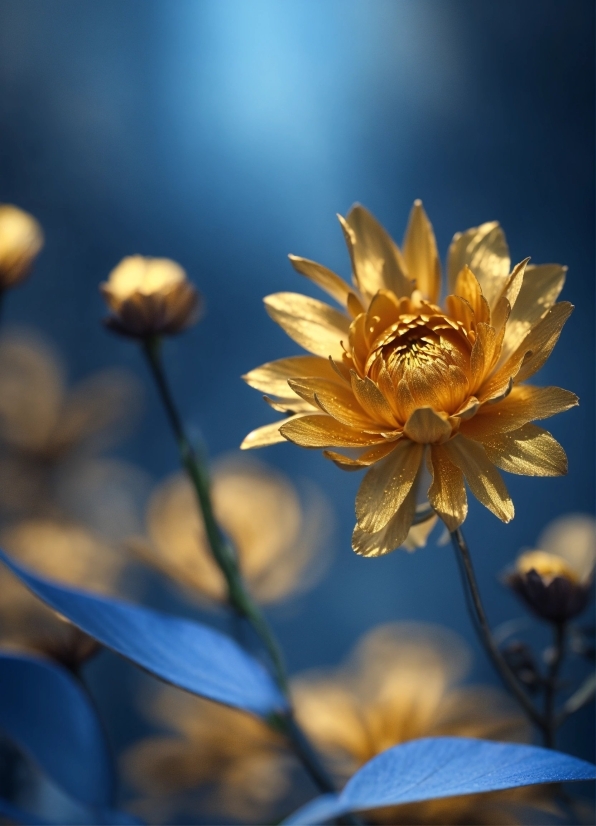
[500,264,567,362]
[403,408,452,444]
[280,414,383,449]
[461,385,578,438]
[512,301,573,383]
[242,356,339,396]
[350,373,396,427]
[352,481,418,557]
[452,266,491,325]
[343,205,412,300]
[442,435,514,523]
[264,293,350,359]
[241,417,303,449]
[402,200,440,304]
[427,444,468,531]
[481,423,568,477]
[447,222,510,309]
[356,440,424,532]
[323,441,399,471]
[288,255,354,307]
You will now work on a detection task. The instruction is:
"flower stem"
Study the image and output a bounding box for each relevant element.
[142,336,287,692]
[544,623,566,749]
[449,527,547,733]
[141,337,344,800]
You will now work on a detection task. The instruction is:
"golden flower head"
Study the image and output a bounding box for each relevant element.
[0,204,43,290]
[101,255,201,338]
[0,519,126,667]
[129,454,332,605]
[242,202,577,556]
[0,331,142,524]
[505,514,596,623]
[292,623,555,825]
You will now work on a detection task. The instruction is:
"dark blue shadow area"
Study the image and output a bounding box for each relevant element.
[0,0,593,802]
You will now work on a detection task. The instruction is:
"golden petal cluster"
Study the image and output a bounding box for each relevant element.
[124,624,554,826]
[0,519,126,667]
[0,332,142,521]
[0,204,43,290]
[128,455,332,605]
[506,514,595,623]
[242,202,577,555]
[101,255,200,338]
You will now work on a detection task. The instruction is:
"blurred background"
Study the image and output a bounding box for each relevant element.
[0,0,593,820]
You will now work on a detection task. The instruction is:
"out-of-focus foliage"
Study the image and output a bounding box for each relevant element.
[124,623,555,825]
[129,455,333,605]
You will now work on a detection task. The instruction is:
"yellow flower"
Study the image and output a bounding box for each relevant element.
[506,514,596,622]
[0,331,142,525]
[293,624,554,825]
[0,519,126,667]
[124,625,553,826]
[0,204,43,290]
[101,255,201,338]
[123,688,297,824]
[128,455,332,605]
[242,202,577,556]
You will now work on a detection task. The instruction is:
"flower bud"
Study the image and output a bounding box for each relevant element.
[505,515,595,623]
[101,255,201,338]
[0,204,44,290]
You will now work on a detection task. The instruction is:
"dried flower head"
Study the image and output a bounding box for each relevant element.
[242,203,577,556]
[124,624,553,826]
[293,624,555,825]
[0,519,126,667]
[0,204,43,290]
[0,331,142,525]
[129,455,332,605]
[101,255,200,338]
[506,514,596,623]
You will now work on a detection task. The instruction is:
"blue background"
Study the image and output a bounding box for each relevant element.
[0,0,593,801]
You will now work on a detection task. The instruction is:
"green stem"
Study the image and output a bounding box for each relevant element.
[544,623,566,749]
[142,336,287,693]
[141,337,347,803]
[449,527,547,733]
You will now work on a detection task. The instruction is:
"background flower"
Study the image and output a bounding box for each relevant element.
[0,204,43,290]
[506,514,596,623]
[128,454,333,605]
[0,330,144,528]
[124,623,554,825]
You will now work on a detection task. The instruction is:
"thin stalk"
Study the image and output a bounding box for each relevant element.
[141,337,344,800]
[544,623,566,749]
[449,527,547,733]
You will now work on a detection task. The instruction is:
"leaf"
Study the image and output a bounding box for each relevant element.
[0,651,114,808]
[283,737,596,824]
[0,549,287,717]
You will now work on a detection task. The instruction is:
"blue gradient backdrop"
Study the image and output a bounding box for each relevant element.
[0,0,593,782]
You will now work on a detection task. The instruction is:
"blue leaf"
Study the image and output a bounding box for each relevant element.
[0,548,287,717]
[0,651,114,808]
[283,736,596,824]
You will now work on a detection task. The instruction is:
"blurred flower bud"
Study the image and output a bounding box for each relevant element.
[100,255,201,338]
[505,515,596,623]
[0,204,44,290]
